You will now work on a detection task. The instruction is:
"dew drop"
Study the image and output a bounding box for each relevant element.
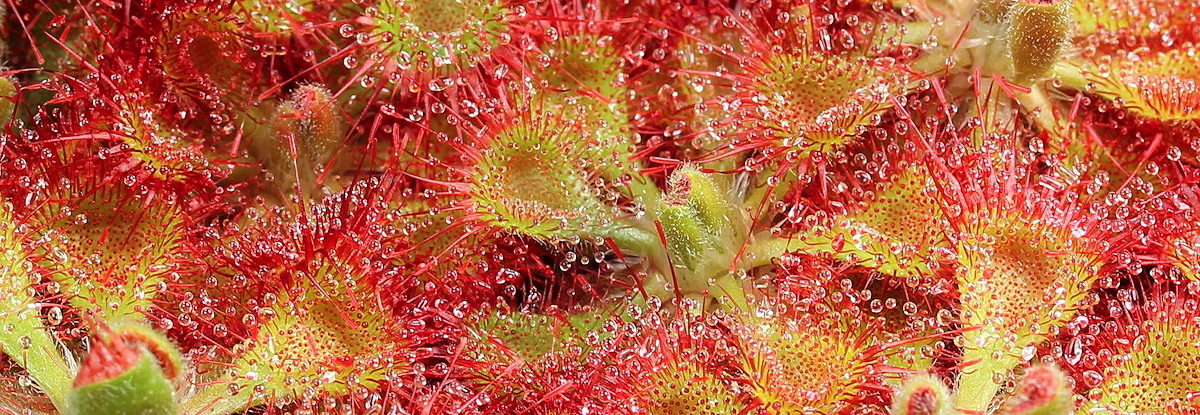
[46,307,63,326]
[1064,337,1083,365]
[1167,146,1183,161]
[407,109,425,122]
[241,313,257,328]
[935,309,954,326]
[380,104,398,118]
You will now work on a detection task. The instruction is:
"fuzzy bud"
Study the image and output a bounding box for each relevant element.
[1005,0,1074,82]
[1003,365,1073,415]
[656,202,711,271]
[891,375,954,415]
[256,84,345,196]
[668,165,732,233]
[654,166,736,273]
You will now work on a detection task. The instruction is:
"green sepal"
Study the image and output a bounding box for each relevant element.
[655,203,713,271]
[66,322,183,415]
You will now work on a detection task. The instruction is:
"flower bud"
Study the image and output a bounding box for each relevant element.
[656,202,711,271]
[67,323,182,415]
[257,84,345,196]
[891,375,953,415]
[668,166,733,233]
[1003,365,1073,415]
[1005,0,1074,82]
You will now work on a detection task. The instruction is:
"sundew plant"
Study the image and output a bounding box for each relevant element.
[0,0,1198,414]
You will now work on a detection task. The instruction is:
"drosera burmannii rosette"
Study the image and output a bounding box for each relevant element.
[0,0,1197,414]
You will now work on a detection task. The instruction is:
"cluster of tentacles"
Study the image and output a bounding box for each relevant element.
[0,0,1198,414]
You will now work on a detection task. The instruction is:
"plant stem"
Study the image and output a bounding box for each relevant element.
[901,22,935,46]
[1051,62,1087,90]
[955,360,1004,413]
[743,236,793,270]
[952,0,979,18]
[3,318,71,410]
[954,335,1019,414]
[1012,85,1063,139]
[713,272,749,311]
[0,209,73,410]
[740,170,793,214]
[180,381,253,415]
[625,168,662,205]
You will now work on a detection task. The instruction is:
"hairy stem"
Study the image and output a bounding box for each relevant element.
[180,382,253,415]
[955,332,1020,414]
[3,319,71,410]
[1050,62,1087,90]
[713,272,749,311]
[744,236,793,270]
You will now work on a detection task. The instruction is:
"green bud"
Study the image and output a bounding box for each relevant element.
[1005,0,1074,82]
[656,202,713,271]
[67,356,178,415]
[668,165,733,233]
